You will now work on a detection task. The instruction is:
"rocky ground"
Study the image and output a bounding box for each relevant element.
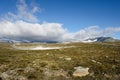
[0,42,120,80]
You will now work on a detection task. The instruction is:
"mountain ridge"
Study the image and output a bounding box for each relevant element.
[0,36,119,43]
[82,36,119,43]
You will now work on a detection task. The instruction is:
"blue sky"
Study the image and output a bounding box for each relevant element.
[0,0,120,41]
[37,0,120,31]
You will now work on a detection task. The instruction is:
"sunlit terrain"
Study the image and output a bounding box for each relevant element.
[0,42,120,80]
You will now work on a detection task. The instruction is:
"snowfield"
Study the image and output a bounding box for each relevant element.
[12,43,75,50]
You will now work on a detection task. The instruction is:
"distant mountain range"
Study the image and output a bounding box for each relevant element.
[82,37,119,43]
[0,38,30,43]
[0,37,119,43]
[0,38,59,43]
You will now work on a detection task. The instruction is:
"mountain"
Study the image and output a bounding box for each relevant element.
[82,37,119,43]
[0,37,119,43]
[0,38,31,43]
[0,38,59,43]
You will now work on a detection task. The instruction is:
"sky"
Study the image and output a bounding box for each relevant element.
[0,0,120,42]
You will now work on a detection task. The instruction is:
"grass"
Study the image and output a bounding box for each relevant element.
[0,42,120,80]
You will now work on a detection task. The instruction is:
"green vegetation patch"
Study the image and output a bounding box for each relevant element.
[0,42,120,80]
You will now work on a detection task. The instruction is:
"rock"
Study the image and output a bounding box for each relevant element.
[43,68,67,77]
[1,72,10,80]
[24,67,35,74]
[54,69,67,77]
[46,53,49,55]
[0,71,27,80]
[65,58,71,61]
[91,60,102,65]
[0,67,35,80]
[73,66,89,77]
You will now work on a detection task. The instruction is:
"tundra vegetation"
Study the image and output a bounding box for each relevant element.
[0,42,120,80]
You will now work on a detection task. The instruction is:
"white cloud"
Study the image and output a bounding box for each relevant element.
[0,0,120,42]
[73,26,101,41]
[6,0,38,22]
[32,6,40,13]
[0,20,120,42]
[73,26,120,41]
[0,20,67,42]
[101,27,120,35]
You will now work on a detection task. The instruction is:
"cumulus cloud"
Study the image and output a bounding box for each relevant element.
[0,20,67,42]
[0,0,120,42]
[6,0,38,22]
[0,20,120,42]
[73,26,120,41]
[32,6,40,13]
